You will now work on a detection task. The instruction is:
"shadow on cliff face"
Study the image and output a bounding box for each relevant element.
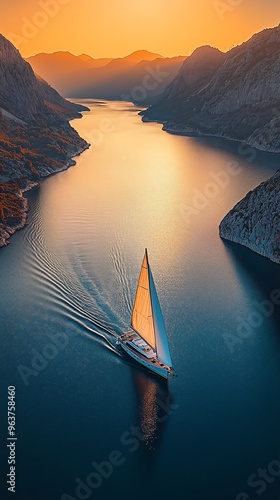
[222,240,280,330]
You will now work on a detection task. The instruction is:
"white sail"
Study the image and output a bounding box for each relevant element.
[131,251,156,349]
[148,262,173,367]
[131,250,172,367]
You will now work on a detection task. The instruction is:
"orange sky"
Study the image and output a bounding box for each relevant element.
[2,0,280,58]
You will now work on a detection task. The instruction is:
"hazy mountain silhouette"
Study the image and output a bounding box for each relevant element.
[27,50,186,104]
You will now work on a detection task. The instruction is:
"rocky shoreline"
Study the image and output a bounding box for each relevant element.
[0,33,91,249]
[141,115,280,155]
[0,142,89,248]
[0,192,28,247]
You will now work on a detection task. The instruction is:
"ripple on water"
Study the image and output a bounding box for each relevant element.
[20,198,128,360]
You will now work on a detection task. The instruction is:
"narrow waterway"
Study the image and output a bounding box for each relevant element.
[1,101,280,500]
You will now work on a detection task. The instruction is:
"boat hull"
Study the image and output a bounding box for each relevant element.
[117,337,171,379]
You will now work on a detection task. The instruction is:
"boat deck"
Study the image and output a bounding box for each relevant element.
[120,331,173,373]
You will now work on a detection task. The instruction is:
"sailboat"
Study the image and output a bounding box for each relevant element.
[117,249,175,379]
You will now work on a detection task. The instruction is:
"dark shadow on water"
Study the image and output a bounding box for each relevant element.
[192,135,280,173]
[222,240,280,330]
[222,240,280,292]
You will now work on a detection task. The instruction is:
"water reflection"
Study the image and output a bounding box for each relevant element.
[131,368,172,451]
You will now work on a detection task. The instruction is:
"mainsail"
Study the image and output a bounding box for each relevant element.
[131,249,173,367]
[131,251,156,349]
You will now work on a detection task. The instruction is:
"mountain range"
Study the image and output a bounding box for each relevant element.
[0,34,89,247]
[27,50,186,104]
[142,24,280,154]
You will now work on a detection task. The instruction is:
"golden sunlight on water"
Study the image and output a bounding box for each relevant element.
[38,100,278,319]
[41,103,188,267]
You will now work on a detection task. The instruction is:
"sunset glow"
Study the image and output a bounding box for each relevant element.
[2,0,280,58]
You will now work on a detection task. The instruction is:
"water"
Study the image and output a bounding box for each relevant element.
[1,101,280,500]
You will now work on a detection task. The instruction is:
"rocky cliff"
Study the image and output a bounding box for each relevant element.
[0,35,87,121]
[142,24,280,153]
[219,171,280,264]
[0,34,89,247]
[36,74,87,120]
[141,46,225,122]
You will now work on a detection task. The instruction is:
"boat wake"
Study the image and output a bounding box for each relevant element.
[20,200,131,357]
[110,232,134,316]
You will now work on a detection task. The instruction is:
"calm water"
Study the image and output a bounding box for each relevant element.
[1,101,280,500]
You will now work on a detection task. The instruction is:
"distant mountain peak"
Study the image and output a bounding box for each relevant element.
[78,53,94,62]
[190,45,224,56]
[0,34,21,62]
[123,50,163,62]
